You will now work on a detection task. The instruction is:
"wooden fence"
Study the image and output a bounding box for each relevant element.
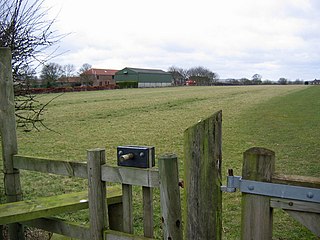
[0,151,182,240]
[0,48,183,240]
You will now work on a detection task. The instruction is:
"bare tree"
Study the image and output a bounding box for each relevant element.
[62,64,75,78]
[40,62,63,87]
[79,63,93,86]
[0,0,64,130]
[187,66,219,86]
[168,66,187,85]
[252,73,262,85]
[278,77,288,85]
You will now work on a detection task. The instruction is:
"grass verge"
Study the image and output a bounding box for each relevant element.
[0,85,318,239]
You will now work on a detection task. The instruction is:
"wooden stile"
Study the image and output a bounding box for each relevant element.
[183,111,222,240]
[241,147,275,240]
[0,47,24,239]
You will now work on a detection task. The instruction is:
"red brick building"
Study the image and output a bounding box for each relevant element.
[80,68,119,87]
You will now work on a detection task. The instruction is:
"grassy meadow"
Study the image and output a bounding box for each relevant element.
[0,85,319,239]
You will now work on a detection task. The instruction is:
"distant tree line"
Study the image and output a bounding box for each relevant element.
[167,66,305,86]
[22,61,307,90]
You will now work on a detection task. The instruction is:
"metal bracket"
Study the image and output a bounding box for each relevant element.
[117,145,155,168]
[221,171,320,203]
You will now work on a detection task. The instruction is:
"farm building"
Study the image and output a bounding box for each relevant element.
[80,68,119,87]
[115,67,173,88]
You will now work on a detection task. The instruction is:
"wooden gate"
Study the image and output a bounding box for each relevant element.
[183,110,319,239]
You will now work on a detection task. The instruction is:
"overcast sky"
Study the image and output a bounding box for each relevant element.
[43,0,320,81]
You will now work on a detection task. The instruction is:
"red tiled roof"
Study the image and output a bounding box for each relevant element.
[82,68,119,76]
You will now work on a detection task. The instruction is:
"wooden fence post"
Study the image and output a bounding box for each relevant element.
[183,111,222,240]
[241,147,275,240]
[159,153,183,240]
[87,148,108,240]
[0,47,24,239]
[142,147,155,238]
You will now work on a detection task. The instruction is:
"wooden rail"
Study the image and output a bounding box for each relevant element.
[0,188,122,225]
[13,155,160,187]
[272,173,320,189]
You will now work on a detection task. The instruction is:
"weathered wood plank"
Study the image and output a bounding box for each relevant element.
[122,184,134,234]
[101,165,160,187]
[143,147,154,238]
[0,47,24,240]
[13,155,88,178]
[87,148,108,240]
[108,202,123,232]
[159,154,183,240]
[183,111,222,240]
[104,230,154,240]
[272,174,320,189]
[13,155,160,188]
[0,191,89,225]
[241,147,275,240]
[143,187,153,238]
[22,217,90,240]
[270,198,320,213]
[270,198,320,236]
[286,210,320,237]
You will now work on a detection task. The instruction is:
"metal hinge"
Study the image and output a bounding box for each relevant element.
[221,170,320,203]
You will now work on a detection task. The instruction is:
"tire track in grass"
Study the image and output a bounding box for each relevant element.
[224,86,320,240]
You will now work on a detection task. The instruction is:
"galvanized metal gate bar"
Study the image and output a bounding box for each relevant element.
[221,176,320,203]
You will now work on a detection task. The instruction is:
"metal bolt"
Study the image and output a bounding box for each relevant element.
[139,152,144,157]
[178,180,184,188]
[248,185,254,191]
[307,192,314,199]
[120,153,134,162]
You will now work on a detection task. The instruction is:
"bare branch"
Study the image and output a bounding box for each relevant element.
[0,0,67,131]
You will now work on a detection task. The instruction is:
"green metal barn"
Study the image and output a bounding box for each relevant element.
[115,67,173,88]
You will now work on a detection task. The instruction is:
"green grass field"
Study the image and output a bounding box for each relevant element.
[1,85,319,239]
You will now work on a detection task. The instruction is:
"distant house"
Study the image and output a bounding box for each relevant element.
[80,68,119,87]
[115,67,173,88]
